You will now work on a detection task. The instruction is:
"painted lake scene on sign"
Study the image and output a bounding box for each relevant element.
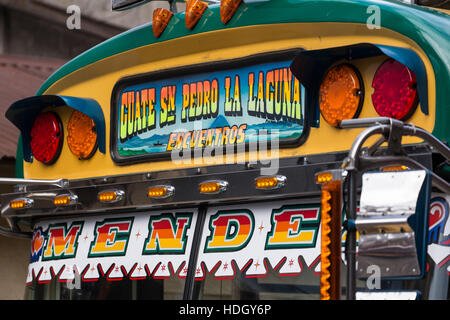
[116,59,305,157]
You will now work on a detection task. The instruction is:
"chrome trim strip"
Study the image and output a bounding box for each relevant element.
[0,178,68,189]
[0,147,432,220]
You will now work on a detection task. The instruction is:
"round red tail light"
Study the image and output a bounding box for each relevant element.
[30,112,63,165]
[371,59,418,120]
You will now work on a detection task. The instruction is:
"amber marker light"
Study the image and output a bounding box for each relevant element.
[320,181,342,300]
[199,180,228,194]
[255,175,286,190]
[98,190,125,203]
[53,194,78,207]
[319,64,363,127]
[220,0,242,24]
[316,172,333,184]
[147,185,175,199]
[316,170,344,300]
[67,110,97,160]
[153,8,173,38]
[185,0,207,29]
[10,198,34,210]
[381,165,409,172]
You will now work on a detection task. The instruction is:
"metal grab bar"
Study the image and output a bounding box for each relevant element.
[0,178,68,189]
[0,178,69,239]
[341,117,450,192]
[339,117,450,300]
[341,117,450,164]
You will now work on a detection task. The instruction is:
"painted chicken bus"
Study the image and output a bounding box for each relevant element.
[0,0,449,300]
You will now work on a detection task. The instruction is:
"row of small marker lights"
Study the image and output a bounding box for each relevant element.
[9,175,287,209]
[153,0,243,38]
[9,167,407,209]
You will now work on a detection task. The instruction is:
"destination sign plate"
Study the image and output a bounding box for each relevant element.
[111,53,306,162]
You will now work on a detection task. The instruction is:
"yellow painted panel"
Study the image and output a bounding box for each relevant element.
[26,22,436,180]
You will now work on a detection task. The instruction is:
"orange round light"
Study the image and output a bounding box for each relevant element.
[319,64,363,127]
[67,110,97,160]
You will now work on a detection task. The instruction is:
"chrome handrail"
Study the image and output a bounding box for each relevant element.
[340,117,450,193]
[339,117,450,300]
[0,178,68,189]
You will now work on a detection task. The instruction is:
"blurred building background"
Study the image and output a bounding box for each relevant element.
[0,0,178,299]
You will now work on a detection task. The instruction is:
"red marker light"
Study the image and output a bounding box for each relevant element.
[371,59,418,120]
[30,112,63,165]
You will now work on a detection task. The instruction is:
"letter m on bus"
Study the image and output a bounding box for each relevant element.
[42,222,84,260]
